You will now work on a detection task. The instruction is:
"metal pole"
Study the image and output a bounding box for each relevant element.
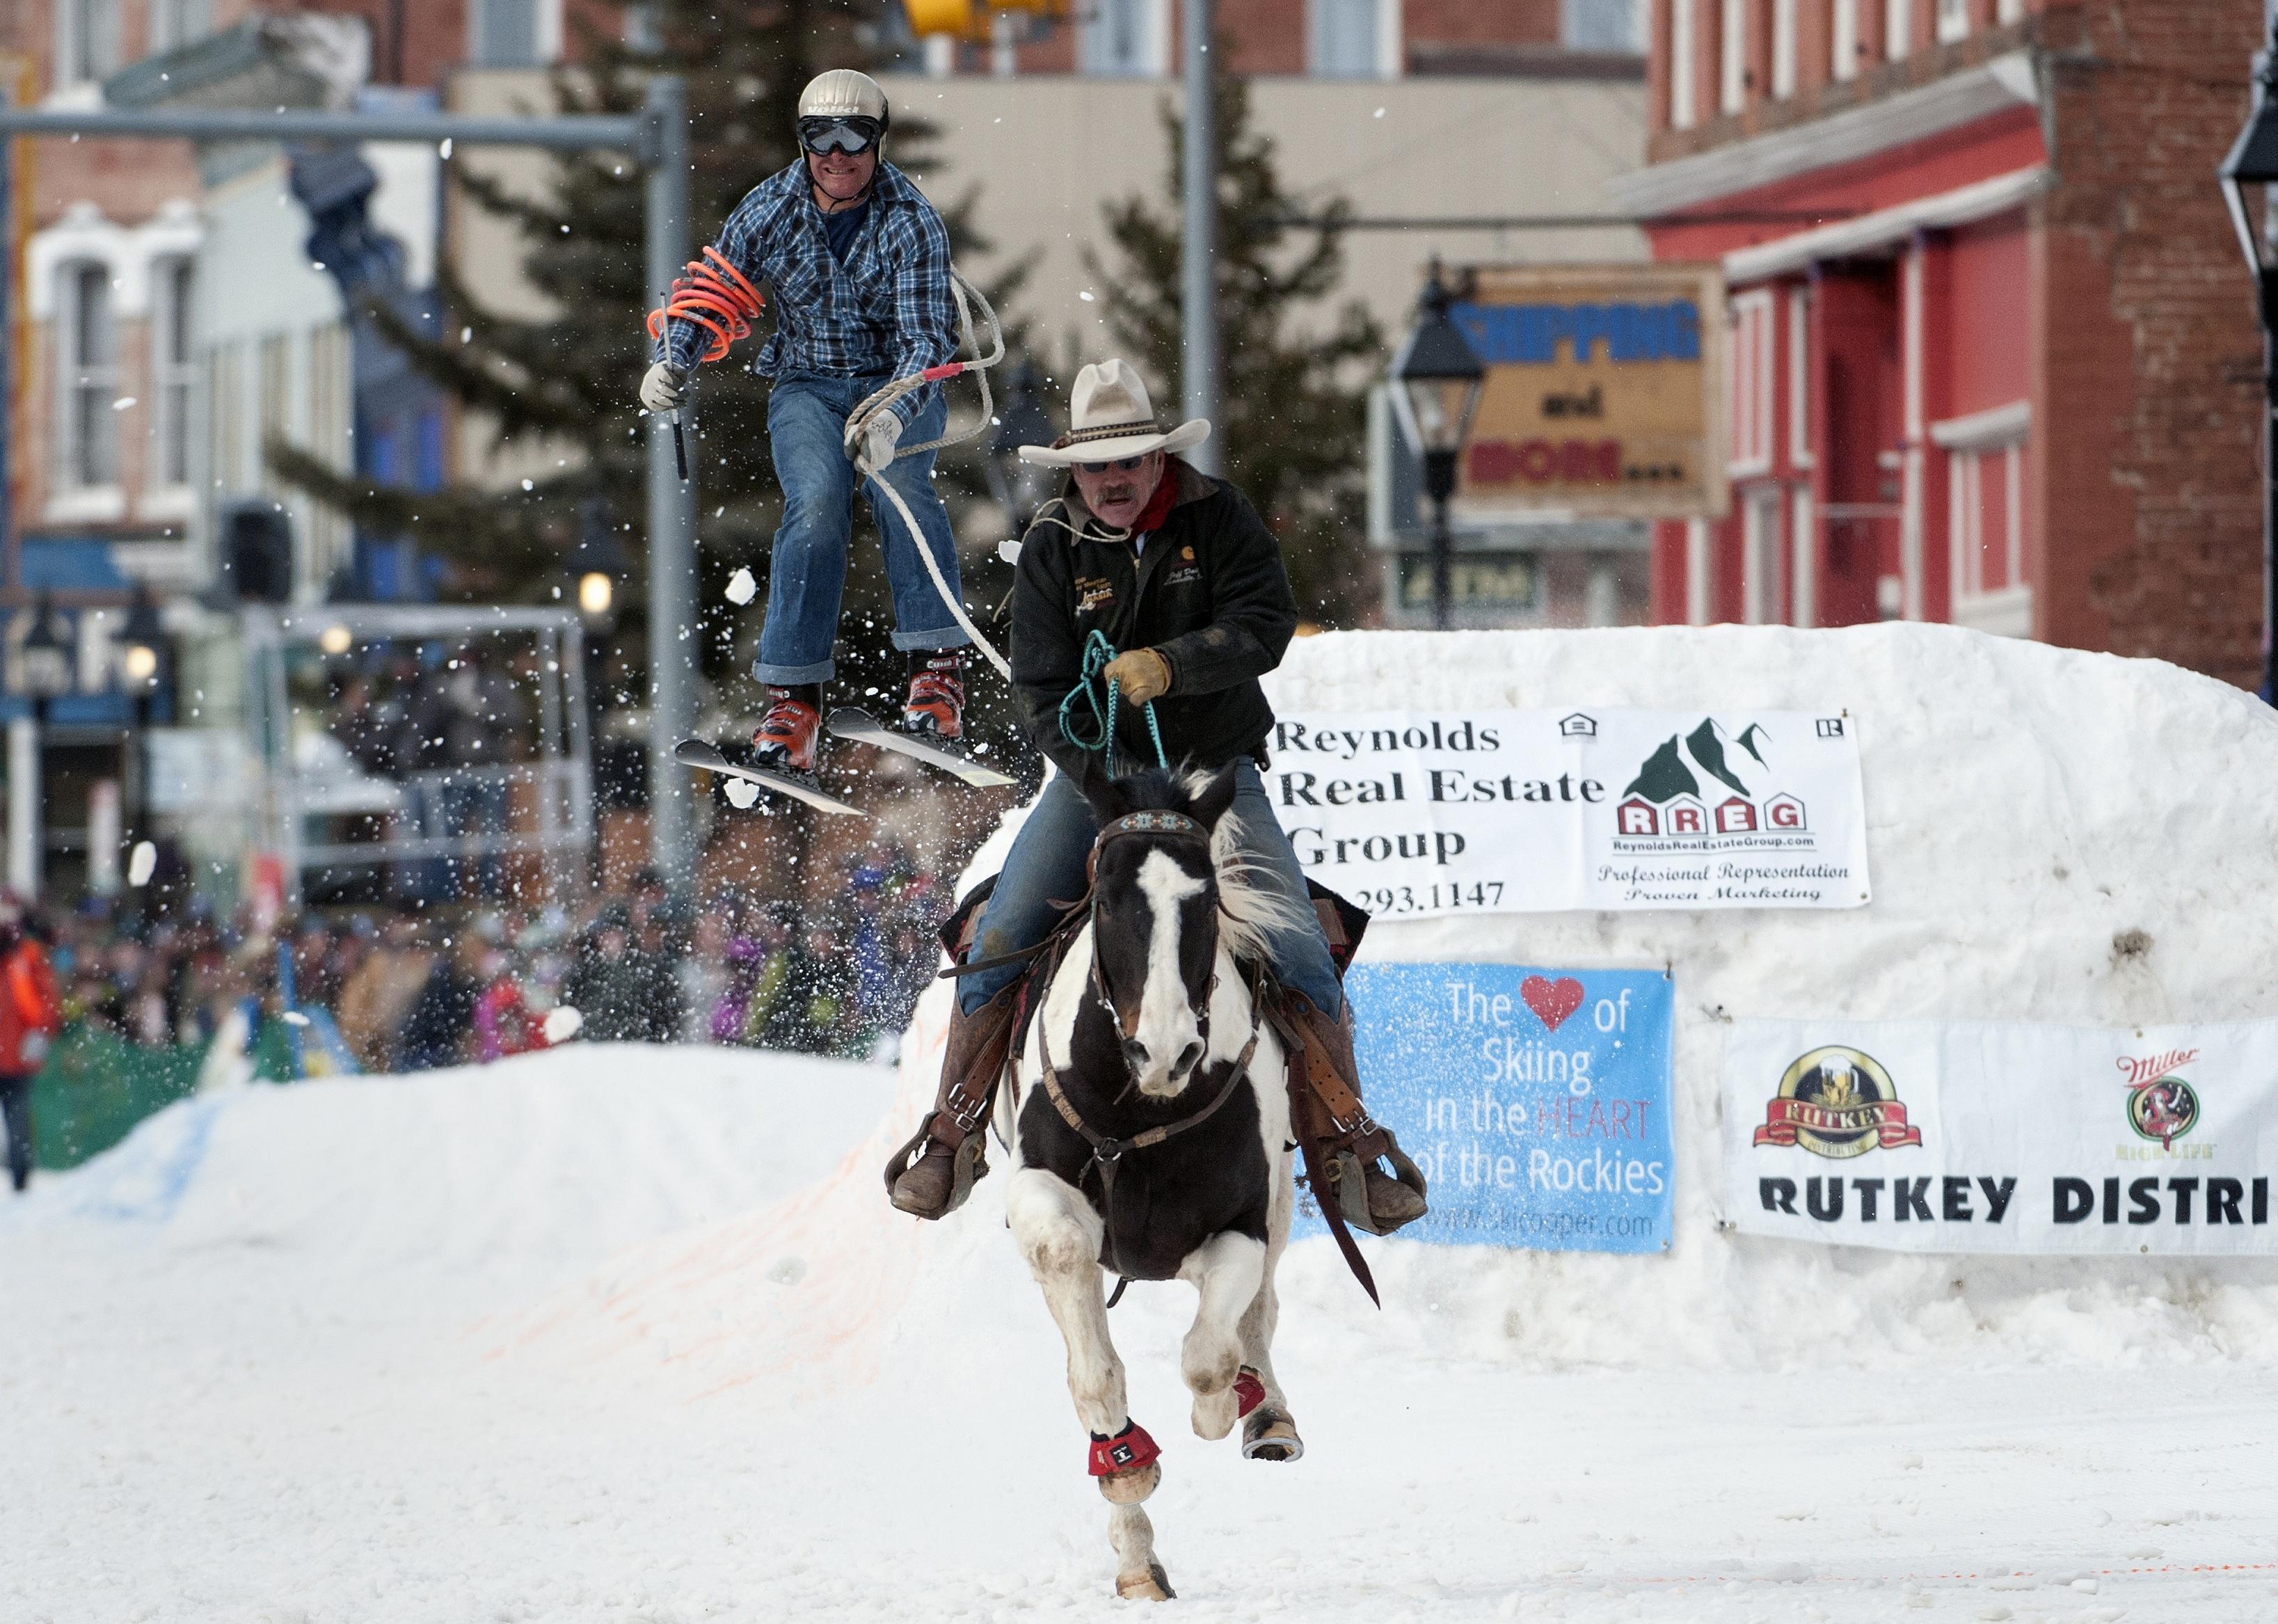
[643,77,697,895]
[1431,493,1453,632]
[1181,0,1220,476]
[2263,270,2278,701]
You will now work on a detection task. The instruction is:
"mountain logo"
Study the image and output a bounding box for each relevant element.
[1613,719,1803,838]
[1754,1047,1924,1159]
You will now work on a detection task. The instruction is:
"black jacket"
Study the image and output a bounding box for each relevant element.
[1011,459,1299,790]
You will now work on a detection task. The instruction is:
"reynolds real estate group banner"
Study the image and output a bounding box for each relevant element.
[1723,1017,2278,1255]
[1262,708,1870,918]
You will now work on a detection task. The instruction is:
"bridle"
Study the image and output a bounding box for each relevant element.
[1040,809,1261,1289]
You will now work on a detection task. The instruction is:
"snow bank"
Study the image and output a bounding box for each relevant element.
[493,624,2278,1391]
[5,1044,896,1317]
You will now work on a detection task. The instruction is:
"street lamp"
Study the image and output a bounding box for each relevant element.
[1391,262,1486,631]
[2220,15,2278,702]
[120,588,165,688]
[568,497,630,632]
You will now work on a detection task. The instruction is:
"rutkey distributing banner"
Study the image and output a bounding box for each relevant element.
[1723,1016,2278,1255]
[1263,708,1870,917]
[1296,964,1675,1254]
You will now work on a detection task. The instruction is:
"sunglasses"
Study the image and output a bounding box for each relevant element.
[799,117,882,155]
[1076,454,1150,475]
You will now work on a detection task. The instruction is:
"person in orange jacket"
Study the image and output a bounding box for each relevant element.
[0,904,63,1193]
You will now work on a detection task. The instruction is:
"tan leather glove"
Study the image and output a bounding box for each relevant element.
[1104,648,1172,706]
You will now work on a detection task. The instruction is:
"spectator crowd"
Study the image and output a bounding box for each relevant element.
[32,836,955,1076]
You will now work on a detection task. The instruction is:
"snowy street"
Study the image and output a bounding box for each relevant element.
[6,1035,2274,1623]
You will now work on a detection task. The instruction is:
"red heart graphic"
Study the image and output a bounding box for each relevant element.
[1521,975,1585,1033]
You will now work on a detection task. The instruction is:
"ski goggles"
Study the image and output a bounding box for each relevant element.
[798,116,883,156]
[1075,454,1151,475]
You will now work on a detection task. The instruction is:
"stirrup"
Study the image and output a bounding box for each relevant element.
[1331,1138,1428,1237]
[882,1123,990,1219]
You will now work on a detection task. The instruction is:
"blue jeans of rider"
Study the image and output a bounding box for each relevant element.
[959,762,1343,1022]
[756,374,969,686]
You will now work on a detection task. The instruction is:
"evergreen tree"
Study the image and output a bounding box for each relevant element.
[1084,67,1384,624]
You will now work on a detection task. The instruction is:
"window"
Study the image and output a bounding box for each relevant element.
[1771,0,1797,97]
[1832,0,1858,81]
[471,0,541,66]
[1886,0,1912,61]
[1743,486,1784,625]
[1936,0,1969,42]
[150,0,209,54]
[1079,0,1169,77]
[151,259,196,490]
[1684,518,1712,625]
[1996,0,2024,20]
[1310,0,1389,77]
[1566,0,1643,51]
[1669,0,1698,129]
[58,0,122,87]
[1719,0,1746,114]
[57,264,118,491]
[1789,285,1813,468]
[1728,289,1776,476]
[1935,402,2032,635]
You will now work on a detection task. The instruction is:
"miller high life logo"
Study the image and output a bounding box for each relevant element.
[2119,1047,2201,1150]
[1754,1047,1923,1159]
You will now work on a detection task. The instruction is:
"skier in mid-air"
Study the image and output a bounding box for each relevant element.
[641,68,971,778]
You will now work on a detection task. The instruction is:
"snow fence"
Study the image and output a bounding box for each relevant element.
[501,623,2278,1389]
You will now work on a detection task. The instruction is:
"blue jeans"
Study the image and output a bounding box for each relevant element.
[757,375,969,685]
[959,762,1343,1021]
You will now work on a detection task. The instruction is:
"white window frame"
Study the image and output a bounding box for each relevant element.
[1742,485,1785,625]
[1670,0,1698,129]
[1936,0,1970,43]
[1833,0,1858,82]
[1790,486,1817,628]
[1933,399,2032,635]
[1079,0,1172,78]
[1728,288,1776,477]
[56,0,122,90]
[1309,0,1398,78]
[1720,0,1747,114]
[56,261,121,501]
[1771,0,1798,98]
[1684,518,1712,624]
[1996,0,2025,21]
[150,257,197,495]
[1788,284,1813,469]
[1887,0,1913,62]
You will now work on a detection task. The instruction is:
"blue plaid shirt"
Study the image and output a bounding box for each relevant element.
[661,159,956,430]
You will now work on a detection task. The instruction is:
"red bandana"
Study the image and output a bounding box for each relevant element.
[1128,468,1179,538]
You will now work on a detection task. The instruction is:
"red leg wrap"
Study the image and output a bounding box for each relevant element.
[1234,1370,1266,1419]
[1087,1420,1162,1478]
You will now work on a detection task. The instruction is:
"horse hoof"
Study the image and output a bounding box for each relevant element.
[1099,1461,1161,1504]
[1241,1412,1304,1463]
[1116,1562,1177,1601]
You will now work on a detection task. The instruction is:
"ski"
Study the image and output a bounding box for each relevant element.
[827,707,1017,788]
[674,738,868,818]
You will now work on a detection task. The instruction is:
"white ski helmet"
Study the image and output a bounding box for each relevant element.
[797,69,890,133]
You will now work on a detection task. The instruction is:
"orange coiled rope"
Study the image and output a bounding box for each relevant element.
[645,247,766,363]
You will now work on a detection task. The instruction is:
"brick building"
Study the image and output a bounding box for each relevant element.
[1611,0,2268,686]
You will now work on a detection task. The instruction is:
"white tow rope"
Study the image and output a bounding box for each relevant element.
[842,271,1014,679]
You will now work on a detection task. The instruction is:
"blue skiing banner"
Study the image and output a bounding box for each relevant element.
[1297,964,1675,1255]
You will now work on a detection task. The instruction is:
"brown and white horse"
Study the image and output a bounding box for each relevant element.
[996,765,1307,1602]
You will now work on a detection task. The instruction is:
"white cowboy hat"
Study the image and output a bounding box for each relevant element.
[1017,359,1211,466]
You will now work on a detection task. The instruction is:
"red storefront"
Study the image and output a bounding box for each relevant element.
[1616,1,2266,685]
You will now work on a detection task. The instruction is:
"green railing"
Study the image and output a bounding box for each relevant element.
[31,1025,212,1171]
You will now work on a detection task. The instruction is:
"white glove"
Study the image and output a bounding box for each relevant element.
[640,360,688,414]
[857,411,902,475]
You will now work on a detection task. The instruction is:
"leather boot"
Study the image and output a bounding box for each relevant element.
[884,983,1021,1219]
[1284,994,1428,1236]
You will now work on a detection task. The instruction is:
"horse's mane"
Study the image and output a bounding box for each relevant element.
[1111,767,1316,970]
